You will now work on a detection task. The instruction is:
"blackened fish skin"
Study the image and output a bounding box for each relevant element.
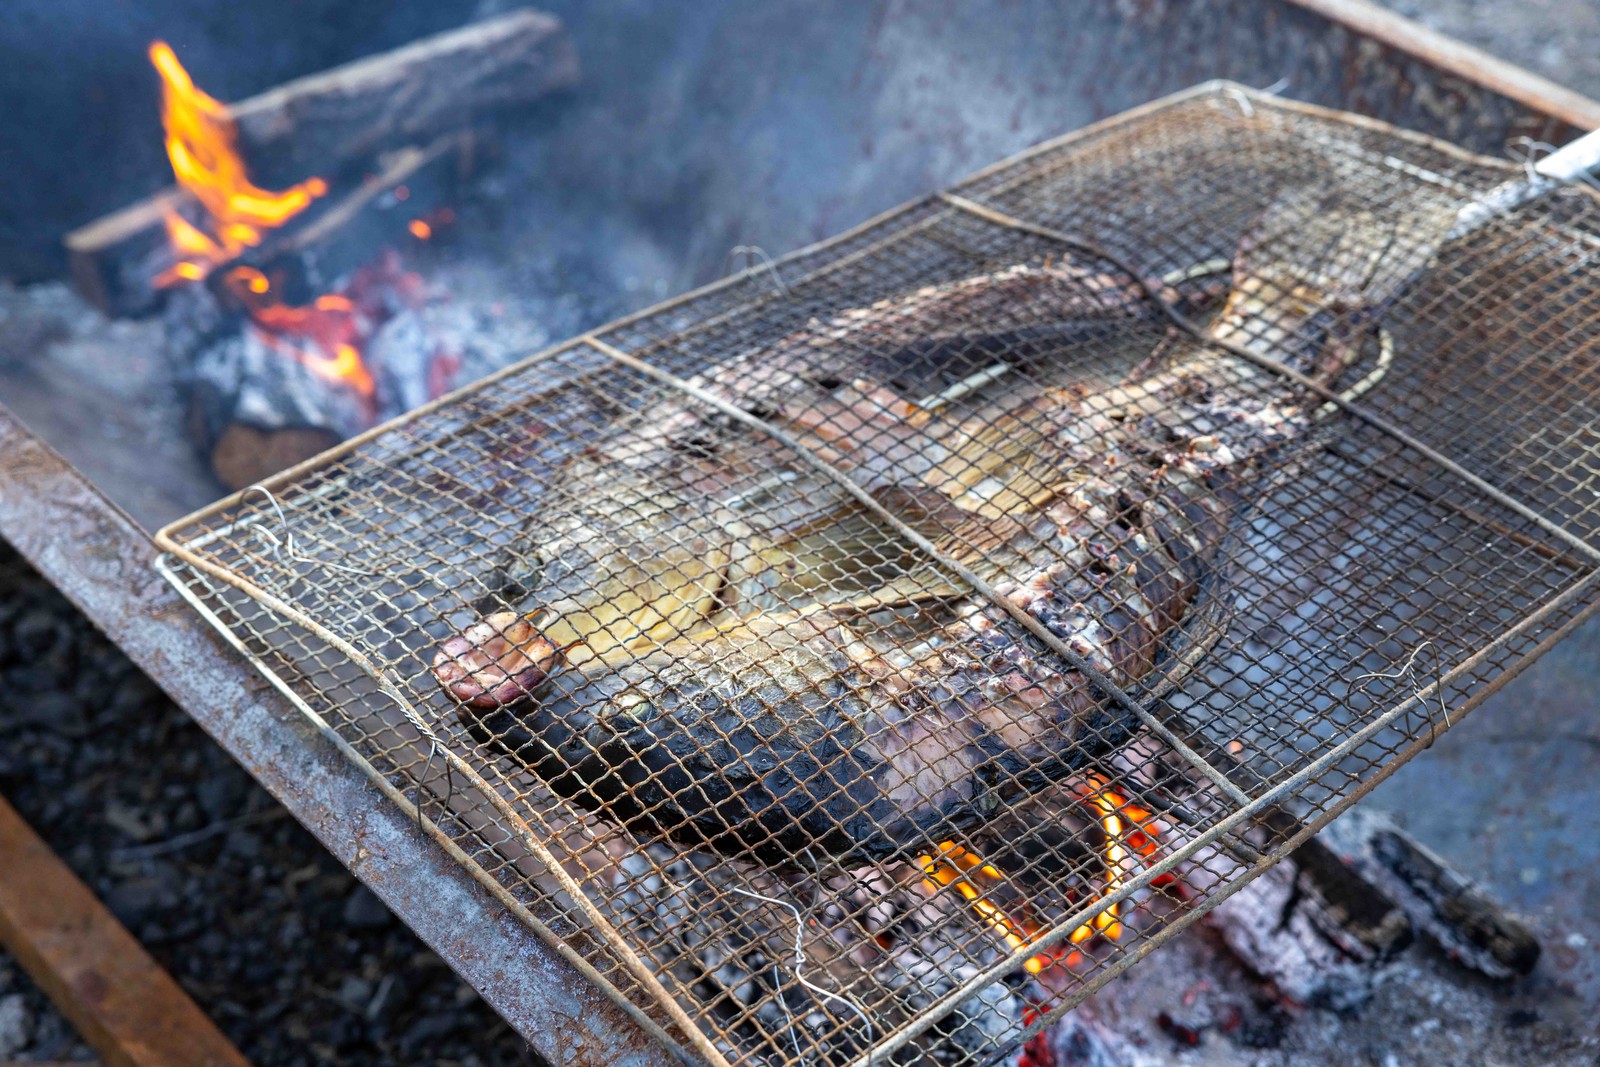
[451,355,1301,863]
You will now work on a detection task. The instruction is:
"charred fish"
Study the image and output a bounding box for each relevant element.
[431,203,1393,866]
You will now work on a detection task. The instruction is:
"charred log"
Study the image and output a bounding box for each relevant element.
[64,191,204,321]
[1368,828,1540,976]
[1146,706,1415,962]
[1207,856,1392,1010]
[183,325,370,490]
[1322,809,1541,979]
[1210,806,1544,1011]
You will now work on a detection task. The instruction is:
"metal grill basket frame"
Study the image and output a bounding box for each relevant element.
[154,82,1600,1067]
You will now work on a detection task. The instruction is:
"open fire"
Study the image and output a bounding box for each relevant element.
[98,17,583,492]
[917,775,1167,981]
[3,4,1579,1063]
[148,41,428,405]
[149,41,327,285]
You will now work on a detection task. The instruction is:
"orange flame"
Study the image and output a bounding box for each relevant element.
[149,41,326,285]
[148,42,377,401]
[918,776,1163,975]
[1073,774,1161,942]
[918,843,1050,974]
[224,269,376,399]
[261,334,375,398]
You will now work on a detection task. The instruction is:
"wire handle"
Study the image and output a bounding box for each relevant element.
[1534,124,1600,184]
[1452,124,1600,236]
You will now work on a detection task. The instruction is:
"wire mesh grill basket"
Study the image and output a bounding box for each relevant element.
[155,84,1600,1067]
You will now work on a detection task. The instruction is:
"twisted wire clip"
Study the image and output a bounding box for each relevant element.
[727,245,790,296]
[728,884,875,1066]
[241,485,370,580]
[1353,640,1451,747]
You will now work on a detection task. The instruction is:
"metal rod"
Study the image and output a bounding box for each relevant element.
[1452,122,1600,234]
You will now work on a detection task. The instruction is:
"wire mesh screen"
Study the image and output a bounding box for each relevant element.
[155,84,1600,1067]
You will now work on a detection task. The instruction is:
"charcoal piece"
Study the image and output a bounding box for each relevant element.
[1207,859,1384,1011]
[1321,808,1542,980]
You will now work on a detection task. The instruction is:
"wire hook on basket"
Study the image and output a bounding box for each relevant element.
[1507,137,1557,184]
[726,244,790,296]
[1218,78,1288,119]
[728,884,874,1066]
[239,484,372,580]
[1353,639,1451,747]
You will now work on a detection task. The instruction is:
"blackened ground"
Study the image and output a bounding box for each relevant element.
[0,544,546,1067]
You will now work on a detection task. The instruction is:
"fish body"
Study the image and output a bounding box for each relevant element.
[436,212,1393,865]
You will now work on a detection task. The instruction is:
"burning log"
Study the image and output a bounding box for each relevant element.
[216,134,467,305]
[64,8,577,317]
[169,135,465,489]
[99,13,554,489]
[178,260,542,490]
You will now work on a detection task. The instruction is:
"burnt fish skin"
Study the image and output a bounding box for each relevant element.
[432,217,1394,865]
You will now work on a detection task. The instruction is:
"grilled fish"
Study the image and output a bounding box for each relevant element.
[433,204,1393,865]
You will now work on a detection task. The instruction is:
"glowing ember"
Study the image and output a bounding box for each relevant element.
[917,777,1164,975]
[918,842,1051,974]
[223,269,377,399]
[149,41,326,285]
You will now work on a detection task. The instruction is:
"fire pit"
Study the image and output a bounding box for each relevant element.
[154,84,1600,1066]
[0,3,1597,1066]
